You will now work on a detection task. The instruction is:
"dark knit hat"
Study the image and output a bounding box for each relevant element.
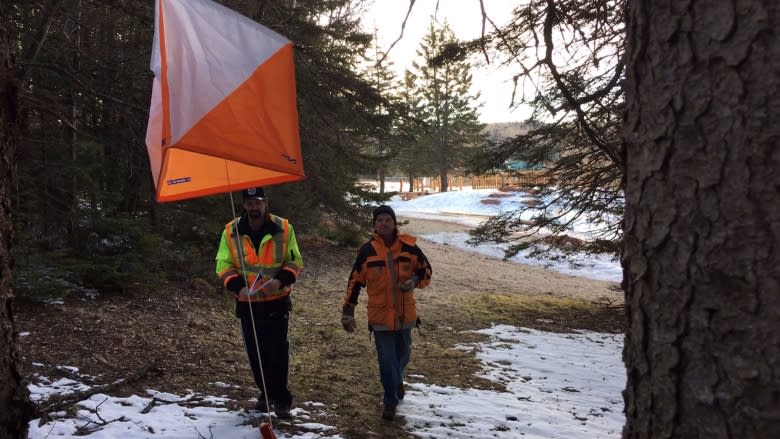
[372,205,396,225]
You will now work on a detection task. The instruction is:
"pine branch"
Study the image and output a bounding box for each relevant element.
[542,0,623,171]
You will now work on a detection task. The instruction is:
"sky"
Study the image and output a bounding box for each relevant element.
[25,189,626,439]
[361,0,533,124]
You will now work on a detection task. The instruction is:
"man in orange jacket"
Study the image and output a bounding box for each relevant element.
[341,205,432,420]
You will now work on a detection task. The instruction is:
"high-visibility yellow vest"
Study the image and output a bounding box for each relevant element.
[216,214,302,303]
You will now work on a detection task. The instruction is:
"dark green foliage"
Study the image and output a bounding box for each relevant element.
[402,20,486,192]
[355,35,413,193]
[276,0,404,229]
[8,0,404,296]
[320,223,368,248]
[15,215,159,295]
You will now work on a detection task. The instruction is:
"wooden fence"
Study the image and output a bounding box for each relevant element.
[470,174,504,189]
[505,170,553,187]
[436,171,552,190]
[394,170,553,193]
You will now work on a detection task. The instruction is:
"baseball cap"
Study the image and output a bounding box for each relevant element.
[242,187,266,201]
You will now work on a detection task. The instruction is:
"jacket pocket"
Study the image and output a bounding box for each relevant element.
[367,303,386,325]
[366,260,385,283]
[397,255,413,279]
[366,277,387,307]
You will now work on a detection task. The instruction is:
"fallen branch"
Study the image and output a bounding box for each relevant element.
[35,362,164,421]
[140,394,211,414]
[73,397,129,435]
[195,426,216,439]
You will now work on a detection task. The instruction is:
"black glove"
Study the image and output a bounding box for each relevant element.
[399,275,419,292]
[341,304,356,332]
[226,276,246,295]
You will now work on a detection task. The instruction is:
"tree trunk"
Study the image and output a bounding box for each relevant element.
[66,0,82,247]
[622,1,780,438]
[0,10,33,438]
[439,167,448,192]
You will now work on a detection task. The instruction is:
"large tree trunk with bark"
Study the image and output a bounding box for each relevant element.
[0,11,33,439]
[622,1,780,438]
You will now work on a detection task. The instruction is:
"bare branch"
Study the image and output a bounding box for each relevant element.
[476,0,492,64]
[542,0,623,169]
[377,0,417,65]
[19,0,65,78]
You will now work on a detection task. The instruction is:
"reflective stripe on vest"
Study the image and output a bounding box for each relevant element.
[225,215,290,302]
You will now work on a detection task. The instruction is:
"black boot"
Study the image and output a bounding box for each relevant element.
[254,394,271,412]
[274,400,292,419]
[382,404,396,420]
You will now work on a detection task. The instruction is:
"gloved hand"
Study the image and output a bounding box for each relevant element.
[341,314,356,332]
[265,279,283,294]
[341,305,356,332]
[238,286,254,298]
[399,275,419,292]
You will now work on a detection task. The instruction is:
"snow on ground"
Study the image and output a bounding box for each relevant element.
[382,187,623,282]
[27,326,625,439]
[400,326,625,438]
[27,188,626,438]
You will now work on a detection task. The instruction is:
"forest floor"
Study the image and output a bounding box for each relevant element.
[15,218,624,438]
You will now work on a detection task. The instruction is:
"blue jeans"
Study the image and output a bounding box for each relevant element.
[373,329,412,407]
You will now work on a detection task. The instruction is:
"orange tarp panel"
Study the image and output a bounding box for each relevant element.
[146,0,304,202]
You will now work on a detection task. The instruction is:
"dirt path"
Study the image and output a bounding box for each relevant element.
[15,217,625,438]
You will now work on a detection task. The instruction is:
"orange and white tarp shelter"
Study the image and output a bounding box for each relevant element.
[145,0,304,202]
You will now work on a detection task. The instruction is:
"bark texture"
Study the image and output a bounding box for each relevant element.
[623,0,780,438]
[0,10,32,439]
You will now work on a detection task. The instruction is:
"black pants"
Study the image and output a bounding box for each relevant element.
[237,297,292,405]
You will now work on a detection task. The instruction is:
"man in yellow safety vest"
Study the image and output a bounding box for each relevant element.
[216,187,303,419]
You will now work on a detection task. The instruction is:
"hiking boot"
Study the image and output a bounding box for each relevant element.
[254,395,271,412]
[274,401,292,419]
[397,382,405,400]
[382,404,396,420]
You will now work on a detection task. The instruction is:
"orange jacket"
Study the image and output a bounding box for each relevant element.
[344,230,432,331]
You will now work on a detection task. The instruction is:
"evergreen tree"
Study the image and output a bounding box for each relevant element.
[404,20,485,192]
[272,0,405,233]
[394,70,427,190]
[356,32,406,194]
[6,0,407,293]
[461,0,625,257]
